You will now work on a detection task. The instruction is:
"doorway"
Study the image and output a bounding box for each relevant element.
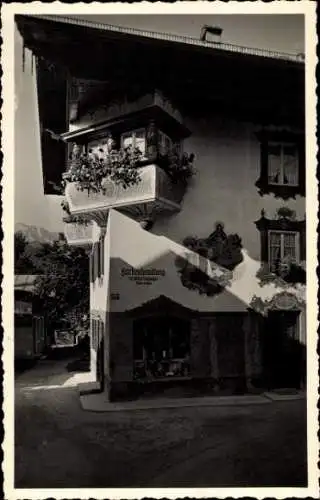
[263,311,301,389]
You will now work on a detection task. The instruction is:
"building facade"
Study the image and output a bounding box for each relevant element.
[16,15,306,400]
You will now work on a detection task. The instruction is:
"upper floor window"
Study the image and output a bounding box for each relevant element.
[255,210,306,285]
[268,143,299,187]
[158,131,173,156]
[255,130,305,200]
[121,128,146,156]
[88,137,109,158]
[269,230,299,273]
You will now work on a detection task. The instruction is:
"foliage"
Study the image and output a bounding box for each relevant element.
[162,150,195,186]
[62,144,143,194]
[276,206,296,220]
[257,258,306,288]
[33,240,90,331]
[61,199,91,225]
[14,232,42,275]
[15,232,90,332]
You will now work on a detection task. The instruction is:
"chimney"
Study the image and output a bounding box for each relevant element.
[200,25,223,44]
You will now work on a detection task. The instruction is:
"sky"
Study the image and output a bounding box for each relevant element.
[14,14,305,232]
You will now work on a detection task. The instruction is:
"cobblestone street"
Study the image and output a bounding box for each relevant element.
[15,359,308,489]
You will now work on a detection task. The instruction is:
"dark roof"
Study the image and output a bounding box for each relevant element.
[19,14,304,64]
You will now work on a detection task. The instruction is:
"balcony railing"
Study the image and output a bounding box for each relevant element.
[65,164,183,219]
[63,219,93,247]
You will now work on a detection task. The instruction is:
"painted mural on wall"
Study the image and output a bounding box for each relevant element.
[175,222,243,296]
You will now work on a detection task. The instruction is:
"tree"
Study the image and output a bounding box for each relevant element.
[34,239,90,334]
[14,231,41,274]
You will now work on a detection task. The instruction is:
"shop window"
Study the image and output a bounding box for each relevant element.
[133,317,190,380]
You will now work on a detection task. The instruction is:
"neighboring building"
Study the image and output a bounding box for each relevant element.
[14,275,47,361]
[16,15,306,400]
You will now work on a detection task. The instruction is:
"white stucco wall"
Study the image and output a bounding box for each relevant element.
[104,210,305,314]
[153,115,305,262]
[15,29,64,231]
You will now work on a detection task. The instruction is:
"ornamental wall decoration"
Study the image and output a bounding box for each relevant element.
[175,222,243,297]
[249,291,305,316]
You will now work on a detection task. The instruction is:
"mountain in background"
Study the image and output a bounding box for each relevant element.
[15,223,62,244]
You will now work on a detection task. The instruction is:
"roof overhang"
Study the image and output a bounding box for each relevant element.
[16,14,305,127]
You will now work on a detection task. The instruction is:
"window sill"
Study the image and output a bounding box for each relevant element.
[255,178,305,200]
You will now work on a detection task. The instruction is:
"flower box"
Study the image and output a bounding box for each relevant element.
[65,164,183,219]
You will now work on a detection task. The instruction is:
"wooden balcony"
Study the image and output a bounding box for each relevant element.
[63,219,93,247]
[65,164,183,221]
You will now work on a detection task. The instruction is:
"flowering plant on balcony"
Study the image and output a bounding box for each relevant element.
[62,143,143,194]
[61,199,91,225]
[256,255,306,287]
[162,148,195,186]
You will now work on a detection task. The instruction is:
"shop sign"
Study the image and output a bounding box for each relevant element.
[120,267,166,286]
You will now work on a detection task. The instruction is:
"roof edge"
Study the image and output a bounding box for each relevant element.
[22,14,305,64]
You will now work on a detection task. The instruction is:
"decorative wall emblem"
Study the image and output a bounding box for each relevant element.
[175,222,243,296]
[249,291,305,316]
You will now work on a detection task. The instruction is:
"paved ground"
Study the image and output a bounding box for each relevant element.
[15,359,308,488]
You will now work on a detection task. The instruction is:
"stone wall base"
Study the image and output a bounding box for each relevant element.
[109,376,265,402]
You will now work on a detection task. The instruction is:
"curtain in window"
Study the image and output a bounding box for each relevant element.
[121,129,146,155]
[269,232,281,272]
[88,138,109,159]
[283,145,298,185]
[267,144,281,184]
[134,129,146,155]
[283,232,297,261]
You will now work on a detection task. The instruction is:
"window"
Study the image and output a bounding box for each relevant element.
[255,212,306,284]
[133,317,190,379]
[158,130,173,156]
[255,131,305,199]
[269,231,299,272]
[87,137,110,158]
[268,143,298,186]
[121,128,146,155]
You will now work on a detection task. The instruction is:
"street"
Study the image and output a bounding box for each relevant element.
[15,359,307,488]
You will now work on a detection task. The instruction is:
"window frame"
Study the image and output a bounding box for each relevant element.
[255,213,306,272]
[267,141,299,187]
[120,127,146,155]
[255,130,305,200]
[268,229,300,272]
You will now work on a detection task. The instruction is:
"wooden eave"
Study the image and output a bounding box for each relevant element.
[16,14,305,127]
